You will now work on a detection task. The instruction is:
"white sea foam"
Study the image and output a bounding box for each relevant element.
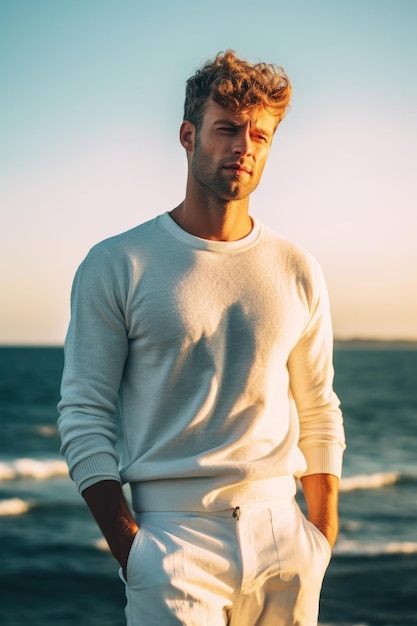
[94,537,111,551]
[0,458,68,480]
[35,425,58,437]
[0,498,31,516]
[0,462,16,480]
[339,471,401,492]
[334,539,417,556]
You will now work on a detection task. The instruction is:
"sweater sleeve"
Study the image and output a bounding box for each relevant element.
[57,245,129,493]
[288,258,346,479]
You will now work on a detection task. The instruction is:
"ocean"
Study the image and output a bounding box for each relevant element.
[1,345,416,626]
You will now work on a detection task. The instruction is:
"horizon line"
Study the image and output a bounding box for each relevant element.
[1,337,417,349]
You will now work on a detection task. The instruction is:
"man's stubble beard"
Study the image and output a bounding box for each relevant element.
[191,134,257,202]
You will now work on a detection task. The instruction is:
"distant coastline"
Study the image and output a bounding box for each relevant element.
[0,339,417,350]
[1,338,417,350]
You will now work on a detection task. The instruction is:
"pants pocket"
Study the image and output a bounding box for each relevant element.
[304,517,332,561]
[118,527,149,586]
[272,502,332,585]
[300,512,332,578]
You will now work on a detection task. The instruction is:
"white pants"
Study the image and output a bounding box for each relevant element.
[119,499,331,626]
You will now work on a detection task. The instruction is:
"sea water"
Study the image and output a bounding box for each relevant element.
[1,345,416,626]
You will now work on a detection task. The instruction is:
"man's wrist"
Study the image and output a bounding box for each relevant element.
[310,518,338,549]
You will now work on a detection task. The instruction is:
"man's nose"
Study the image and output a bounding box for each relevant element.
[232,128,253,156]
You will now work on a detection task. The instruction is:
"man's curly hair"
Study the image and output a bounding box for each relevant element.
[184,50,292,130]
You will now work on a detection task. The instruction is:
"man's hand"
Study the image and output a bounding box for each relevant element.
[300,473,340,550]
[82,480,139,576]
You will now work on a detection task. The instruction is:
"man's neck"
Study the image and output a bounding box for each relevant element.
[169,198,253,242]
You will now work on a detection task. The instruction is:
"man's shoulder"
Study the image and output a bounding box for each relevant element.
[260,223,319,270]
[259,224,328,303]
[92,215,161,253]
[75,215,167,280]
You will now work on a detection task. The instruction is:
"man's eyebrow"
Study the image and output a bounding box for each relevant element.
[213,118,241,126]
[213,118,271,133]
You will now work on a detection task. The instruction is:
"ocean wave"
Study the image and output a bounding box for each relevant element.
[0,498,31,516]
[0,461,412,493]
[34,425,58,437]
[94,537,110,552]
[0,458,68,480]
[339,471,402,492]
[94,533,417,558]
[334,539,417,556]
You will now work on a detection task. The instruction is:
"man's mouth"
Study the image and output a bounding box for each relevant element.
[224,164,251,175]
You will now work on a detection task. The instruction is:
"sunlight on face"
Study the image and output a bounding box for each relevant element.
[190,99,277,202]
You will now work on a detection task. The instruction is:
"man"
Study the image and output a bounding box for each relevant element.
[58,50,345,626]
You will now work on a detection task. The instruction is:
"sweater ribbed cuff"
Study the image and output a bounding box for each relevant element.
[300,444,345,479]
[71,453,121,494]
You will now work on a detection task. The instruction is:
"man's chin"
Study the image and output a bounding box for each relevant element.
[219,183,254,201]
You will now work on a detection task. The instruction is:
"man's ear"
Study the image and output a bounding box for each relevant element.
[180,120,195,152]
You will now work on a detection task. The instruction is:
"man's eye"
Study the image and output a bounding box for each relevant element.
[253,134,268,143]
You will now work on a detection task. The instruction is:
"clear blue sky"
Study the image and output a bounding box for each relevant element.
[1,0,416,343]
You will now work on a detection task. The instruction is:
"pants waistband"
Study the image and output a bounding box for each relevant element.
[129,475,297,514]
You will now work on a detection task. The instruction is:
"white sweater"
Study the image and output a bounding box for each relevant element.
[58,213,345,512]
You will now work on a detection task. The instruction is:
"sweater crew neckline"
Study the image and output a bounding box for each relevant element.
[158,212,262,253]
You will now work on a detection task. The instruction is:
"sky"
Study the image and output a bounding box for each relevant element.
[1,0,416,344]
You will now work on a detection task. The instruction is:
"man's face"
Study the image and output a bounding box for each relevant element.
[189,98,277,202]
